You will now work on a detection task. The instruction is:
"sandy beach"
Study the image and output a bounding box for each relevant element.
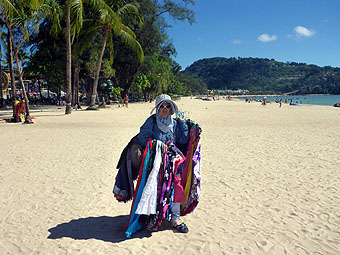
[1,98,340,254]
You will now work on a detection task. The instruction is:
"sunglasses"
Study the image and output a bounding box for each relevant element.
[159,104,171,109]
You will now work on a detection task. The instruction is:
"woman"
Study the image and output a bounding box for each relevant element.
[137,94,189,233]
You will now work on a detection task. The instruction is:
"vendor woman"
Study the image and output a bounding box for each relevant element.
[137,94,189,233]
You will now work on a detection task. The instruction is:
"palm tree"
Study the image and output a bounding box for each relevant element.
[1,0,18,119]
[6,0,60,123]
[0,0,16,16]
[0,29,5,105]
[48,0,84,114]
[62,0,128,112]
[65,0,73,114]
[87,1,144,107]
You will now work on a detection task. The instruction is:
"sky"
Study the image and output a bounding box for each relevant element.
[165,0,340,70]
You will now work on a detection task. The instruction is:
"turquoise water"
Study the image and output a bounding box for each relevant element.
[237,95,340,106]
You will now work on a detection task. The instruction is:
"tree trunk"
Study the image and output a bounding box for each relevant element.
[65,2,72,114]
[13,48,33,124]
[71,64,75,106]
[19,75,32,123]
[0,63,3,107]
[47,83,50,101]
[85,77,93,106]
[74,63,80,106]
[58,83,61,105]
[129,63,143,93]
[7,17,33,124]
[89,29,109,107]
[38,80,43,104]
[6,22,17,121]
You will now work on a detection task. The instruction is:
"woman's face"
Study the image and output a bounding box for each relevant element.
[159,103,171,117]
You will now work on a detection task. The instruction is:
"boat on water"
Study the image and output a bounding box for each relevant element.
[334,103,340,107]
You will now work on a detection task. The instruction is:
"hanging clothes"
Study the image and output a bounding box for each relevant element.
[135,141,165,215]
[180,123,201,216]
[116,121,202,238]
[113,135,141,202]
[125,140,154,238]
[154,142,185,227]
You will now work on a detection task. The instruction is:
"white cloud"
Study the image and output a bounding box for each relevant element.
[233,39,241,45]
[257,34,277,42]
[294,26,316,38]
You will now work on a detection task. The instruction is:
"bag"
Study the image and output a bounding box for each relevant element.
[130,135,143,173]
[116,134,142,181]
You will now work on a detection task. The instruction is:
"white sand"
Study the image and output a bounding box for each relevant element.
[1,98,340,254]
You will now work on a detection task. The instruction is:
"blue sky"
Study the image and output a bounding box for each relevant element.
[165,0,340,70]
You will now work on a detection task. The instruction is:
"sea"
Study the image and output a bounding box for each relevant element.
[236,95,340,107]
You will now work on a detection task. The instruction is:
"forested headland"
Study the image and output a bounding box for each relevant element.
[182,57,340,95]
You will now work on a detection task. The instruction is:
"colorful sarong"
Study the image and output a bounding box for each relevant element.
[123,121,202,238]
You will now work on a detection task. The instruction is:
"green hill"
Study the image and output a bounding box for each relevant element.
[182,57,340,94]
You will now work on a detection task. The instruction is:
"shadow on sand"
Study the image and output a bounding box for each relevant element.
[47,215,155,243]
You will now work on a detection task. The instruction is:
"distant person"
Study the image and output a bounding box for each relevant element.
[74,102,82,110]
[124,94,129,108]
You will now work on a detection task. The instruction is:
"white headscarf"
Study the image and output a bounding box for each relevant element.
[150,95,177,133]
[155,114,174,133]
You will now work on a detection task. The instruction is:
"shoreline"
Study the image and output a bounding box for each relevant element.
[230,94,340,107]
[234,93,336,96]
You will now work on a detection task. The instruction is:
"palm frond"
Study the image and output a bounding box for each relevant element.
[116,3,143,26]
[71,0,84,34]
[30,0,45,9]
[0,0,18,16]
[118,28,144,63]
[116,3,139,16]
[120,23,136,39]
[106,30,114,65]
[47,0,62,36]
[98,8,121,35]
[72,20,101,57]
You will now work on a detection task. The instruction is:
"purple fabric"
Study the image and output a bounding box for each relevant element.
[181,123,202,216]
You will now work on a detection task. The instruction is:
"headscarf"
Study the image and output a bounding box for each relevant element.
[150,94,178,133]
[155,115,174,133]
